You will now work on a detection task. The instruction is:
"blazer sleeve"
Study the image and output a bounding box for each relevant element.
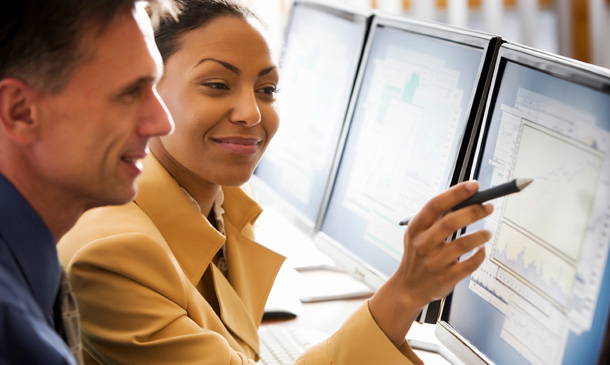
[295,301,422,365]
[65,232,257,365]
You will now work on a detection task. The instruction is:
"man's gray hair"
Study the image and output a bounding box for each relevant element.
[0,0,180,93]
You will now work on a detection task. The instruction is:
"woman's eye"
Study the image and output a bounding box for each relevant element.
[203,82,229,90]
[258,86,279,95]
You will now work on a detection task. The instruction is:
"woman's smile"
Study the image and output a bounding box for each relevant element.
[212,136,262,155]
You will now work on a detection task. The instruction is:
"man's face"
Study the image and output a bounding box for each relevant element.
[32,5,173,209]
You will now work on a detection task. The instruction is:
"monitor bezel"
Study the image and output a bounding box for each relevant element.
[435,41,610,365]
[251,0,373,234]
[313,13,502,291]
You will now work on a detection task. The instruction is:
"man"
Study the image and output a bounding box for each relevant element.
[0,0,177,363]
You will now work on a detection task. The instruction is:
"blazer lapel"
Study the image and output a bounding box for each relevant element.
[211,264,260,354]
[224,223,285,325]
[211,231,284,356]
[214,188,285,355]
[135,155,286,356]
[135,155,224,286]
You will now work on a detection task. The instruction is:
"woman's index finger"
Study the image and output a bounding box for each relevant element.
[408,180,480,231]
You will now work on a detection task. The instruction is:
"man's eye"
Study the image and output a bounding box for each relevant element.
[125,88,142,98]
[115,86,144,102]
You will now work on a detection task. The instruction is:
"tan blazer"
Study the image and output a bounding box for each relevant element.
[58,155,419,364]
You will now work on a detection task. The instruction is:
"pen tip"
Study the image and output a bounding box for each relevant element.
[516,178,534,189]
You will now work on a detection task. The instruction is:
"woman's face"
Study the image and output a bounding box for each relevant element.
[155,15,279,187]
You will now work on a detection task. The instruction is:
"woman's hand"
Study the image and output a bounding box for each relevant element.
[369,181,494,347]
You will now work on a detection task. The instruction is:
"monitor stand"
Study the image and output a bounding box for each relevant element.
[405,323,464,364]
[295,267,374,303]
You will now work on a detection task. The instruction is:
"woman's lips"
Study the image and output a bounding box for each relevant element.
[213,136,261,155]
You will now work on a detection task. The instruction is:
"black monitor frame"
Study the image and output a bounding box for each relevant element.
[313,13,502,295]
[251,0,373,234]
[436,42,610,365]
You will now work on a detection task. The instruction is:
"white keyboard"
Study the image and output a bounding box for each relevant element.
[257,325,328,364]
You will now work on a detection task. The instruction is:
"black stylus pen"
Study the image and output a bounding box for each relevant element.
[398,178,534,226]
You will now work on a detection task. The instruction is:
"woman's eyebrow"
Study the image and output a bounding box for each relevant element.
[193,58,240,74]
[192,58,277,78]
[259,66,277,77]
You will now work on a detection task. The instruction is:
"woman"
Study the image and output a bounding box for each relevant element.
[58,1,493,364]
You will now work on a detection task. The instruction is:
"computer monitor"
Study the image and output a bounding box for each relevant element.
[252,0,372,233]
[436,43,610,365]
[314,14,501,296]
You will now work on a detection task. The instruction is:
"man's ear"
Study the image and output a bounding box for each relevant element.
[0,78,40,145]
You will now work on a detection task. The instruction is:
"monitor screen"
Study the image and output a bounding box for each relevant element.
[315,15,500,290]
[253,0,372,229]
[436,43,610,365]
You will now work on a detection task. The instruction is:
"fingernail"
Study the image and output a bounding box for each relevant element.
[484,203,494,214]
[465,180,479,192]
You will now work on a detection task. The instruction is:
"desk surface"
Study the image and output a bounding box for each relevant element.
[264,296,367,333]
[256,205,462,364]
[261,289,462,364]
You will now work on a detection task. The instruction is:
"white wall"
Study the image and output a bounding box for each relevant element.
[264,0,608,68]
[589,0,610,68]
[606,3,610,68]
[250,0,287,58]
